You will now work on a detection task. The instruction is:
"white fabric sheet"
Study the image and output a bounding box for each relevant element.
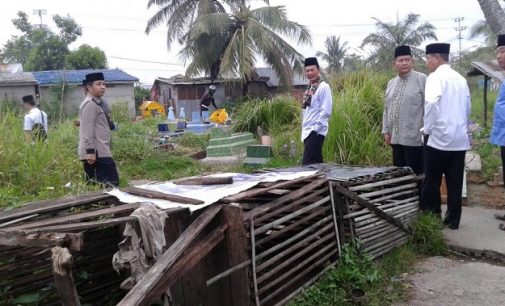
[107,171,318,212]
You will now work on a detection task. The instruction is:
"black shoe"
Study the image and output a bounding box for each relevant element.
[443,218,451,225]
[448,224,459,230]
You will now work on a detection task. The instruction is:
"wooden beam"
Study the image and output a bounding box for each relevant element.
[121,187,204,205]
[484,76,489,129]
[52,246,81,306]
[173,176,233,185]
[116,204,222,306]
[221,205,252,306]
[0,230,83,251]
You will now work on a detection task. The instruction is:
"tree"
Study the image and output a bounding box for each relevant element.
[469,19,497,46]
[65,44,108,69]
[477,0,505,35]
[0,11,82,70]
[181,3,311,94]
[343,53,366,71]
[25,34,69,71]
[361,13,437,70]
[146,1,310,94]
[316,35,348,74]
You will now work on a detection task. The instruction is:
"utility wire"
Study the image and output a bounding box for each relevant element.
[108,56,182,66]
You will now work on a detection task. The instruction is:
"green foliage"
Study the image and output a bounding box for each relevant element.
[409,213,448,256]
[177,133,210,151]
[0,11,82,71]
[232,96,300,135]
[324,70,391,165]
[110,102,131,123]
[134,85,151,109]
[65,44,108,70]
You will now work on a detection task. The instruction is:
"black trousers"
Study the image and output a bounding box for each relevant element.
[391,144,424,175]
[501,147,505,189]
[302,132,325,165]
[83,157,120,187]
[421,145,466,226]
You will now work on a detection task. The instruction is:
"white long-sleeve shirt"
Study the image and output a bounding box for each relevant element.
[301,81,333,141]
[422,64,471,151]
[23,107,48,133]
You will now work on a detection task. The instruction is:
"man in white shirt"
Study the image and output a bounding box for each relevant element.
[421,43,471,230]
[22,95,48,142]
[301,57,333,165]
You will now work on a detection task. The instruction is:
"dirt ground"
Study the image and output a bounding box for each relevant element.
[465,183,505,209]
[394,257,505,306]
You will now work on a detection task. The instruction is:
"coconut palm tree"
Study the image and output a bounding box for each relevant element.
[469,19,497,46]
[361,13,437,70]
[179,3,311,94]
[316,35,349,74]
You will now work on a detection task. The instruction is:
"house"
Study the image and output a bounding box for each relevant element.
[0,72,38,106]
[152,68,308,117]
[32,69,139,117]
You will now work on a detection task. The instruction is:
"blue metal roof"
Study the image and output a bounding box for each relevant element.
[32,68,138,85]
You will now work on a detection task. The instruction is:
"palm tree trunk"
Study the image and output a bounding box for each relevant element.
[477,0,505,34]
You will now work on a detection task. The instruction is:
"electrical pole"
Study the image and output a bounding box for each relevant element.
[32,9,47,29]
[454,17,467,62]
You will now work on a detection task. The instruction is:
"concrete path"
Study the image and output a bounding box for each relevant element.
[443,206,505,261]
[395,257,505,306]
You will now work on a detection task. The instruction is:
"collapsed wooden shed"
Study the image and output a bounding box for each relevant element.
[0,165,420,306]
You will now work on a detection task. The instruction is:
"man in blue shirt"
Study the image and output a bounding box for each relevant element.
[490,34,505,224]
[301,57,333,165]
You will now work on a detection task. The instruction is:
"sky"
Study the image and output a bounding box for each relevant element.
[0,0,487,85]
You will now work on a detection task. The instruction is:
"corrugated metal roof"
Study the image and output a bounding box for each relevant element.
[255,67,308,87]
[467,61,505,82]
[32,68,139,85]
[0,72,37,85]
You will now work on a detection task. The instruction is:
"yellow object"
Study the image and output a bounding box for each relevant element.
[139,101,166,118]
[209,108,228,124]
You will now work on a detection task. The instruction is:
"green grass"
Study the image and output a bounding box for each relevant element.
[291,214,446,306]
[0,106,204,209]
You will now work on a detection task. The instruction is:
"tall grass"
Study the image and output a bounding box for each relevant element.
[232,96,301,135]
[324,70,391,165]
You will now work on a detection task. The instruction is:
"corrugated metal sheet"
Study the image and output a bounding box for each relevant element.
[467,61,505,82]
[0,72,37,86]
[32,68,139,85]
[255,67,308,87]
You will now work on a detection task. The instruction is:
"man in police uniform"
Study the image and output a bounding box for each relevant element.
[421,43,471,230]
[78,72,119,187]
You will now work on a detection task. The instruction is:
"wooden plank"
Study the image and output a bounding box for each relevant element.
[8,203,140,230]
[244,178,328,221]
[173,176,233,185]
[116,204,223,306]
[121,187,204,204]
[348,175,417,191]
[0,193,115,223]
[0,214,39,228]
[24,207,188,233]
[222,173,323,203]
[332,183,410,234]
[51,246,81,306]
[222,205,251,306]
[0,230,83,251]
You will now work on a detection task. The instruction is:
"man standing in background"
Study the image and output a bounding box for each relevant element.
[421,43,471,230]
[382,45,426,175]
[22,94,48,142]
[301,57,333,165]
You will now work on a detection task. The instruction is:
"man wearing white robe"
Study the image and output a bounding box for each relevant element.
[421,43,471,230]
